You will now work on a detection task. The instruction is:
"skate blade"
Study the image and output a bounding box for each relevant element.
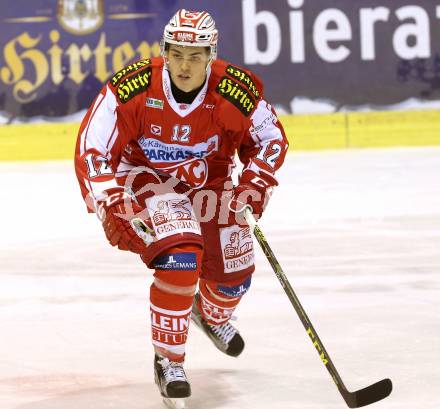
[163,397,186,409]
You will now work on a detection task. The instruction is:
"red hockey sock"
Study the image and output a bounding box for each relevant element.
[150,284,193,362]
[197,278,242,325]
[149,243,202,362]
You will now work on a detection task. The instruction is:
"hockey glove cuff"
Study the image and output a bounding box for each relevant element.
[96,187,155,254]
[229,169,277,220]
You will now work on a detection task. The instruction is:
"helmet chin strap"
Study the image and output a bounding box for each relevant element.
[206,57,214,72]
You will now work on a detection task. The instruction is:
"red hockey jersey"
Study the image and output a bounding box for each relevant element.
[75,57,288,210]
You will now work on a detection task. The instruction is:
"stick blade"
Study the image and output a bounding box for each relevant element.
[343,378,393,408]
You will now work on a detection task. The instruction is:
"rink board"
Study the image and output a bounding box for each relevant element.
[1,110,440,160]
[282,110,440,150]
[0,122,77,161]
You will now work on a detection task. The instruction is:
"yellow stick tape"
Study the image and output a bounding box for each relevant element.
[1,110,440,160]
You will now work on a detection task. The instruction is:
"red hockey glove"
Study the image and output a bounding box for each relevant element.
[96,188,154,254]
[229,170,277,220]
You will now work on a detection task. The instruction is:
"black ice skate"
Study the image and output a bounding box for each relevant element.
[191,293,245,357]
[154,354,190,409]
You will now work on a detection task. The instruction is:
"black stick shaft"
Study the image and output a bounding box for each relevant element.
[244,210,392,408]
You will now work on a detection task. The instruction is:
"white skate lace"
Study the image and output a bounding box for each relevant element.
[159,358,187,384]
[210,322,237,345]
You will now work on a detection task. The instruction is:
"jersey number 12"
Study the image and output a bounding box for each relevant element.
[172,125,191,142]
[256,142,282,168]
[84,153,113,178]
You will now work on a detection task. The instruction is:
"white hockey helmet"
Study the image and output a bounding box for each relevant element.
[162,9,218,61]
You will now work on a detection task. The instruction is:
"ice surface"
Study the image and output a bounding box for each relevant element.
[1,148,439,409]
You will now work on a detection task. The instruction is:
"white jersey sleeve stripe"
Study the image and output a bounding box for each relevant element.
[105,121,119,158]
[84,178,96,202]
[81,85,119,157]
[89,179,120,201]
[80,92,104,156]
[249,100,282,146]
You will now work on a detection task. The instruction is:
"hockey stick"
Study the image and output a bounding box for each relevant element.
[243,209,392,408]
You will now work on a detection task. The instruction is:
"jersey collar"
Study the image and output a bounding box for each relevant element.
[162,65,211,118]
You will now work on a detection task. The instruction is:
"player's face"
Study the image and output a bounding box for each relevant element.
[166,45,210,92]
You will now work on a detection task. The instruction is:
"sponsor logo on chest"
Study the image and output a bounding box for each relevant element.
[146,97,164,109]
[150,124,162,136]
[138,134,218,163]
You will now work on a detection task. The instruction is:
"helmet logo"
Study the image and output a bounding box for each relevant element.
[183,11,200,19]
[174,31,195,43]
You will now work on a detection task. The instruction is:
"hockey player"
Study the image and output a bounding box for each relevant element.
[74,8,288,407]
